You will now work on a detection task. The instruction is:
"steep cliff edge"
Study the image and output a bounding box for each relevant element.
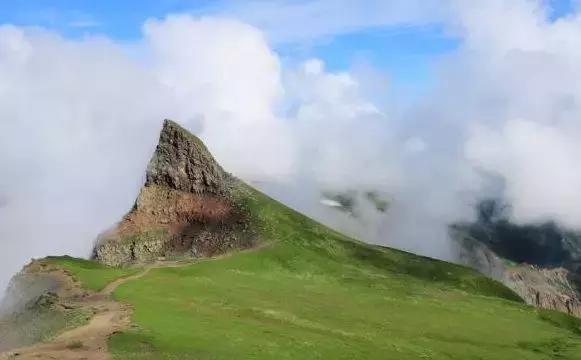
[505,266,581,317]
[453,199,581,318]
[457,237,581,317]
[93,120,255,266]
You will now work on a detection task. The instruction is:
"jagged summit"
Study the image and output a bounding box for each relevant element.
[93,119,253,266]
[145,119,227,195]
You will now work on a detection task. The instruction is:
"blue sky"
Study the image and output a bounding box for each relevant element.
[0,0,576,98]
[307,25,459,99]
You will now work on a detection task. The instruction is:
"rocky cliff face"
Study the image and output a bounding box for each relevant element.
[454,233,507,281]
[456,233,581,317]
[145,119,228,195]
[93,120,255,266]
[504,266,581,317]
[453,200,581,317]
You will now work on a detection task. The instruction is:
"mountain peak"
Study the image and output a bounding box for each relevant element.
[145,119,227,195]
[93,119,252,266]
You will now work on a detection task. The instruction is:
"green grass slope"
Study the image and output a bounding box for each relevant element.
[52,185,581,359]
[45,256,140,291]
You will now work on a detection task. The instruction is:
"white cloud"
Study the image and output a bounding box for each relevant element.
[4,0,581,295]
[466,119,581,227]
[403,137,427,154]
[0,16,300,293]
[434,0,581,228]
[144,15,296,180]
[285,58,400,189]
[0,25,166,292]
[0,15,401,294]
[261,0,581,257]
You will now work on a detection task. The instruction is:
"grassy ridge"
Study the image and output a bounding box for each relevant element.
[88,185,581,359]
[46,256,139,291]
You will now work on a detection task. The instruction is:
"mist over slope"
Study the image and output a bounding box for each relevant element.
[3,0,581,296]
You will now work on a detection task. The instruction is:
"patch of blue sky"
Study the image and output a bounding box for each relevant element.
[0,0,214,39]
[2,0,573,100]
[547,0,577,20]
[278,24,460,101]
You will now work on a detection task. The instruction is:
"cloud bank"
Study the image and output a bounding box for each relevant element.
[449,0,581,228]
[3,0,581,293]
[0,16,297,292]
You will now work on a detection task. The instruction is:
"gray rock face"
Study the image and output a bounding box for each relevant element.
[94,229,169,267]
[93,119,254,266]
[454,232,507,281]
[145,119,228,195]
[451,199,581,318]
[454,228,581,317]
[504,266,581,317]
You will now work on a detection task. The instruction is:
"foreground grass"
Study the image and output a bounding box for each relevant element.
[47,256,139,291]
[88,186,581,359]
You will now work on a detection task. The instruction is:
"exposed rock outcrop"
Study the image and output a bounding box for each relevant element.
[93,120,255,266]
[504,266,581,317]
[454,233,507,281]
[145,119,228,195]
[453,223,581,317]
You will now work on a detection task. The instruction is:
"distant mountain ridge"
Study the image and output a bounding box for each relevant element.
[453,199,581,317]
[458,199,581,271]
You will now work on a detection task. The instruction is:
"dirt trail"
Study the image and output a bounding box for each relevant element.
[0,248,267,360]
[0,263,181,360]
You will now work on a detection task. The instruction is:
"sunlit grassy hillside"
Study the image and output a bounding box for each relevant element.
[52,185,581,359]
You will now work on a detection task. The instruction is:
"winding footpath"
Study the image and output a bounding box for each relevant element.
[0,264,175,360]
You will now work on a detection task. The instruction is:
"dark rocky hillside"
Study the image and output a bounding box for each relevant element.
[460,199,581,270]
[454,199,581,317]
